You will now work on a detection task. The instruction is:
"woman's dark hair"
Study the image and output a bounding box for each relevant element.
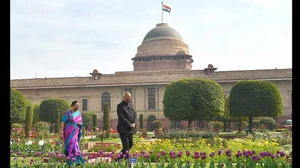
[71,100,79,107]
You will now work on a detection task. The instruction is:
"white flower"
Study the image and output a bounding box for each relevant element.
[38,140,44,146]
[25,140,33,145]
[10,141,12,145]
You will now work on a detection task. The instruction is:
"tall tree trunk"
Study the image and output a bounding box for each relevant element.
[223,121,226,132]
[249,116,253,133]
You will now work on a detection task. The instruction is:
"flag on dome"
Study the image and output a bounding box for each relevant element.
[162,3,171,13]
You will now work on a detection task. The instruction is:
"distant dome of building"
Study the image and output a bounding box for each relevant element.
[135,23,190,57]
[132,23,193,71]
[142,23,183,43]
[92,69,99,73]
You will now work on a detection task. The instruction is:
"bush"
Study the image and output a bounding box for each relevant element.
[35,122,50,139]
[260,117,278,130]
[208,121,224,130]
[252,120,261,129]
[150,120,163,130]
[12,123,24,128]
[10,88,27,125]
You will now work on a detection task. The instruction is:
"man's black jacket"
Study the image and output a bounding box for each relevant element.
[117,101,136,134]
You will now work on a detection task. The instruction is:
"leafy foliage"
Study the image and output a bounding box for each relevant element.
[12,123,24,128]
[229,80,283,133]
[39,98,70,133]
[81,111,95,126]
[92,114,97,129]
[32,103,40,124]
[150,120,163,130]
[208,121,224,130]
[35,121,50,139]
[163,78,225,127]
[259,117,278,130]
[103,104,110,136]
[10,88,27,125]
[252,120,261,129]
[229,80,283,117]
[224,96,248,122]
[139,114,144,130]
[25,105,33,138]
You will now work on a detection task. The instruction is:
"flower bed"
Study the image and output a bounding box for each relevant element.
[10,149,292,167]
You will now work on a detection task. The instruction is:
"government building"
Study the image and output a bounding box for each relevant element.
[10,23,292,130]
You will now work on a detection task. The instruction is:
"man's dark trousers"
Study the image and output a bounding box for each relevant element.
[119,133,133,158]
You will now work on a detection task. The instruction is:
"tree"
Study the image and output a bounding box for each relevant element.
[10,88,27,132]
[163,78,225,128]
[25,105,33,138]
[103,104,110,136]
[39,98,70,133]
[229,80,283,133]
[32,103,40,125]
[139,114,144,130]
[92,114,97,130]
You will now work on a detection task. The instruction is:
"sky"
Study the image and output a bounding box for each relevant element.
[11,0,292,79]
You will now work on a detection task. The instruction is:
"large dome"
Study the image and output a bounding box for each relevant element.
[132,23,193,71]
[142,23,183,43]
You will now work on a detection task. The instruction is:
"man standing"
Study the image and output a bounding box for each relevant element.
[117,92,136,159]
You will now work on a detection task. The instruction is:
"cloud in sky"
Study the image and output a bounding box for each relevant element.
[11,0,292,79]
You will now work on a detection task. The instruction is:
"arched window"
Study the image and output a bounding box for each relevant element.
[101,92,111,112]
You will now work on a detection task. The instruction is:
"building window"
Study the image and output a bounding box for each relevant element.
[82,99,88,111]
[148,88,156,110]
[124,88,133,104]
[101,92,111,112]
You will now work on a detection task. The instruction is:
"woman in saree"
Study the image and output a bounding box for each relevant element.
[60,100,85,166]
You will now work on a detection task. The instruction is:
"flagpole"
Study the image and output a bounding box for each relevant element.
[161,1,163,23]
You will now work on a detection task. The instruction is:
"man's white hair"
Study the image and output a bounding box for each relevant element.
[123,92,131,98]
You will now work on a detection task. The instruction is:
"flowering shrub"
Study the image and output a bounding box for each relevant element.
[10,129,292,167]
[251,130,292,146]
[10,149,292,167]
[159,128,218,139]
[130,137,288,163]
